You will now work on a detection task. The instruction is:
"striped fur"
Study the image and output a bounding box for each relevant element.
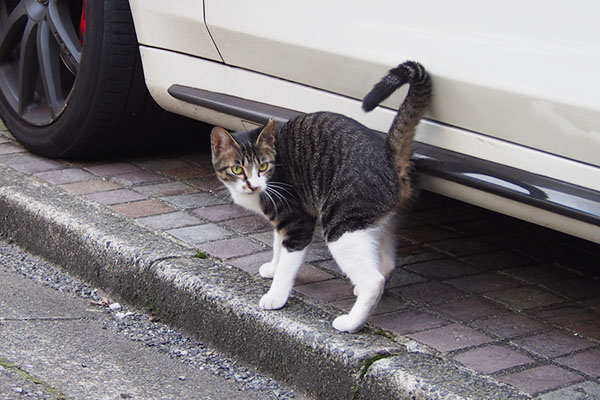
[211,60,431,332]
[363,61,432,204]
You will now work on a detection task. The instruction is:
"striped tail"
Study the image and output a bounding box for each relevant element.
[362,61,432,205]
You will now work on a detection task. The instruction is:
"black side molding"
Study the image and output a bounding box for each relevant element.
[168,84,600,227]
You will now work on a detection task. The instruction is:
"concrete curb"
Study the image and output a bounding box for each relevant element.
[0,165,527,399]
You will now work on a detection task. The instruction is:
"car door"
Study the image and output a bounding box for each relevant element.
[204,0,600,170]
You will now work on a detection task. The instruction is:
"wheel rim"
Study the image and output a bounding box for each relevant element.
[0,0,84,126]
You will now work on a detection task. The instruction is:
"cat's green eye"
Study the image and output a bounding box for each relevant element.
[231,165,244,175]
[258,162,269,172]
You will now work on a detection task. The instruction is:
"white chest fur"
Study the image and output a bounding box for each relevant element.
[229,188,264,216]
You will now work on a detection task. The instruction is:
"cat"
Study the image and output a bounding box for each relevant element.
[210,60,431,333]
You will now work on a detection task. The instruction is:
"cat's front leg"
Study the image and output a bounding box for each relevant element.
[259,247,307,310]
[259,229,283,279]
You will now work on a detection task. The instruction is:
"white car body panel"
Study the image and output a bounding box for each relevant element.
[129,0,221,61]
[204,0,600,167]
[129,0,600,242]
[139,48,600,194]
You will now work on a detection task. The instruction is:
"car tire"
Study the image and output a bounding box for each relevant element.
[0,0,183,158]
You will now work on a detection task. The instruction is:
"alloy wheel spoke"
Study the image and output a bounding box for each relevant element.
[37,20,63,119]
[17,19,38,116]
[47,0,81,74]
[0,2,27,60]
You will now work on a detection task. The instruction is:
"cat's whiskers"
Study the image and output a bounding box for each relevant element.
[261,188,279,216]
[211,186,233,200]
[267,182,295,199]
[265,186,292,211]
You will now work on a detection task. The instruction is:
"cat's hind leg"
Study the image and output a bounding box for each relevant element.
[259,229,283,279]
[378,220,397,280]
[327,228,385,333]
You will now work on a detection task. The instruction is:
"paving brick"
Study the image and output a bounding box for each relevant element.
[556,349,600,377]
[84,189,146,205]
[304,241,332,263]
[397,224,462,243]
[425,237,497,257]
[111,199,175,218]
[385,269,427,289]
[538,381,600,400]
[392,281,465,305]
[59,180,122,195]
[85,163,141,177]
[294,264,335,286]
[449,216,519,237]
[133,157,191,171]
[408,323,493,352]
[162,165,213,179]
[498,365,582,395]
[161,193,227,209]
[193,204,255,222]
[406,259,481,280]
[0,143,23,155]
[250,231,274,247]
[34,168,95,185]
[584,297,600,311]
[219,215,272,235]
[471,314,546,339]
[133,182,198,197]
[228,252,272,275]
[187,175,224,192]
[453,345,534,374]
[136,211,203,230]
[532,306,600,328]
[485,286,564,311]
[167,224,231,245]
[395,245,446,267]
[370,309,449,335]
[199,237,265,260]
[408,207,481,225]
[111,169,166,185]
[512,330,595,358]
[431,297,505,322]
[569,320,600,341]
[485,230,553,252]
[313,259,341,275]
[501,264,575,286]
[1,154,64,173]
[334,295,407,317]
[519,244,594,266]
[294,279,354,304]
[459,250,536,271]
[446,272,521,294]
[541,276,600,301]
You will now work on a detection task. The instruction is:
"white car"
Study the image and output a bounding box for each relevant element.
[0,0,598,242]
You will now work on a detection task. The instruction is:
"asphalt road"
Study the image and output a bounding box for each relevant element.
[0,239,305,400]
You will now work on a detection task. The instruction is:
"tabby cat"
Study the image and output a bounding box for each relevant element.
[210,61,431,332]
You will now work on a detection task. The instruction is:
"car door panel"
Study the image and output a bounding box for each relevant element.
[204,0,600,167]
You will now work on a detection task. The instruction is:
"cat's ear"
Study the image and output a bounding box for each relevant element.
[256,119,276,148]
[211,127,238,156]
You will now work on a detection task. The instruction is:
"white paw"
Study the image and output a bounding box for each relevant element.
[332,314,363,333]
[353,285,360,297]
[259,290,288,310]
[259,262,276,278]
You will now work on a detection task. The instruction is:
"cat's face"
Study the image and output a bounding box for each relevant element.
[210,120,276,198]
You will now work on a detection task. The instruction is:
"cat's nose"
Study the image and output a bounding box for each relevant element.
[247,184,260,192]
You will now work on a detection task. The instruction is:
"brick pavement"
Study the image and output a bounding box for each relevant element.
[1,126,599,398]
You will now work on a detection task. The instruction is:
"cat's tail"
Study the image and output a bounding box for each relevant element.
[362,60,431,205]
